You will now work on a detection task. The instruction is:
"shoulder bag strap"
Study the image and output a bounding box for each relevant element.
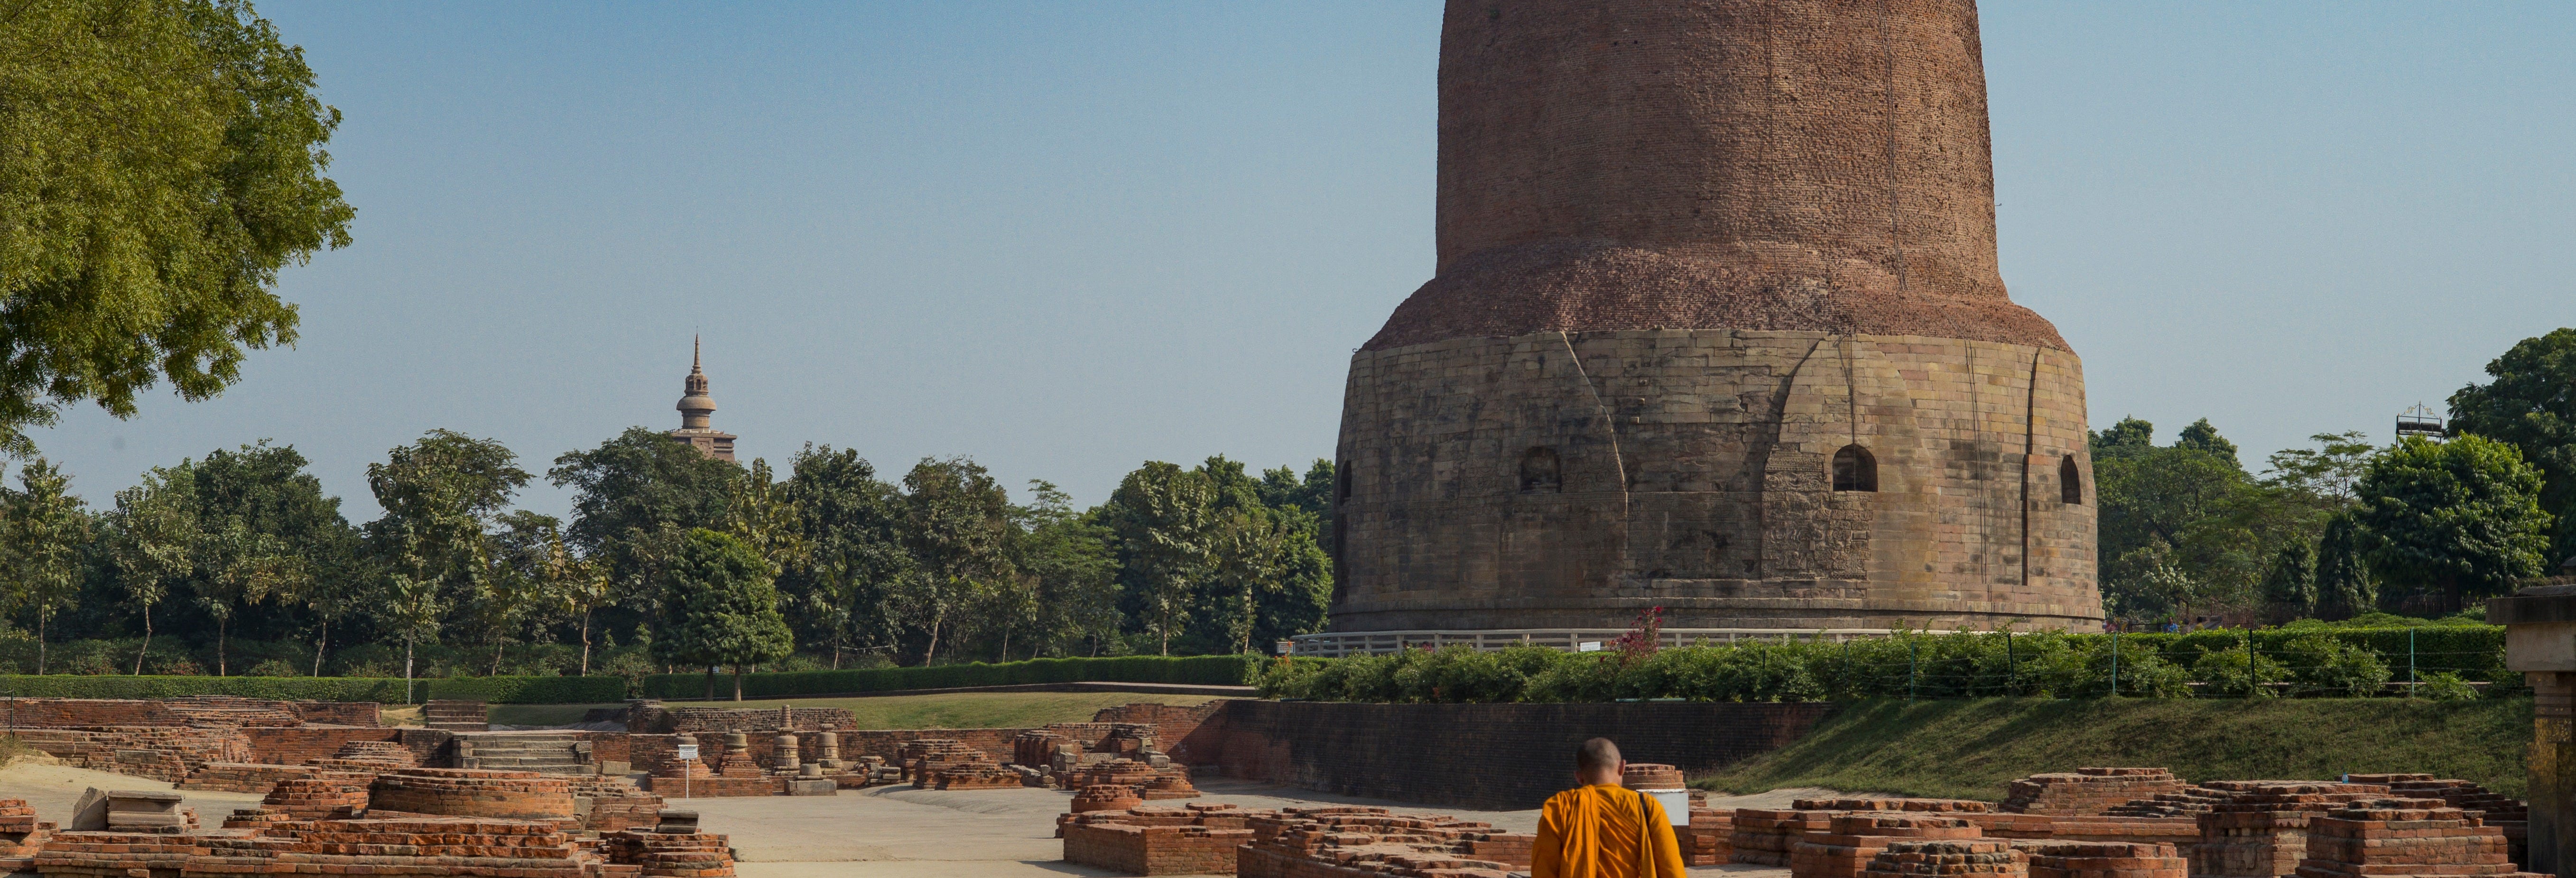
[1637,789,1654,878]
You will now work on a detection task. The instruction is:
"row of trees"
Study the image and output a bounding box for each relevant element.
[0,426,1336,685]
[2096,330,2576,622]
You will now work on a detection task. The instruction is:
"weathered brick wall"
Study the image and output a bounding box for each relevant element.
[625,703,858,734]
[1094,702,1229,763]
[292,702,380,727]
[1207,700,1834,810]
[244,727,403,765]
[0,699,174,727]
[14,727,250,782]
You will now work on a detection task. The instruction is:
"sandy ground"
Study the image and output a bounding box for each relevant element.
[0,759,268,825]
[694,776,1830,878]
[0,758,1826,878]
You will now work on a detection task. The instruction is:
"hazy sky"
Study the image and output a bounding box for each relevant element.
[23,1,2576,521]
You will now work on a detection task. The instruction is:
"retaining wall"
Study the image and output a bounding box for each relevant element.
[1205,700,1835,809]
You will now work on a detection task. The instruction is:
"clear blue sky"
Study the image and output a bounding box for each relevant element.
[23,1,2576,520]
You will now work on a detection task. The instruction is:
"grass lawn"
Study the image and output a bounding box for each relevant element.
[1699,697,2532,800]
[487,691,1228,730]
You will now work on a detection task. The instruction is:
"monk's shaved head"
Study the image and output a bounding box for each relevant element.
[1575,737,1622,774]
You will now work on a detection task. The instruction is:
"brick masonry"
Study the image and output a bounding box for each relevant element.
[1331,0,2101,636]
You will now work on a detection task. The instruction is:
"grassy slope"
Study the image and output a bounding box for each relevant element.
[1700,697,2532,800]
[486,692,1226,730]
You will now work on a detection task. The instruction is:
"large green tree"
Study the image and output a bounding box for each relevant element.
[364,430,529,693]
[2448,328,2576,569]
[1005,481,1118,658]
[549,427,739,629]
[893,458,1014,664]
[2351,434,2553,611]
[0,0,352,453]
[105,466,198,673]
[659,529,792,700]
[1103,462,1216,656]
[778,444,908,668]
[2,460,91,672]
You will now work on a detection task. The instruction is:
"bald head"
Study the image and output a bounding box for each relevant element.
[1575,738,1622,784]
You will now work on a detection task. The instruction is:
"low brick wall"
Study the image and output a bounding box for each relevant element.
[244,726,404,765]
[13,727,250,783]
[292,702,380,727]
[1205,701,1835,810]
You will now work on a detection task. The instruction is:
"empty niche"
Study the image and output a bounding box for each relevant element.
[1831,444,1877,492]
[1337,462,1353,501]
[2060,455,2083,505]
[1519,446,1562,493]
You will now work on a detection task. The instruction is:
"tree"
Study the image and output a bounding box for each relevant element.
[2259,542,2316,623]
[2315,512,2377,620]
[2264,431,2380,506]
[2089,417,2156,459]
[2,460,91,672]
[2351,434,2553,612]
[549,427,739,632]
[893,458,1015,664]
[1008,481,1118,659]
[2448,328,2576,568]
[186,442,359,670]
[2176,418,2240,463]
[1103,462,1217,656]
[0,0,353,453]
[106,467,199,674]
[778,445,908,668]
[1207,507,1287,655]
[473,511,576,675]
[365,430,529,694]
[660,529,792,700]
[193,517,306,675]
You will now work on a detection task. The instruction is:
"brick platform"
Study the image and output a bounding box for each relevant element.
[2006,770,2188,817]
[2017,841,2187,878]
[1235,806,1532,878]
[176,762,320,794]
[1792,814,1983,878]
[260,775,371,821]
[368,768,577,823]
[2191,783,2391,878]
[1857,840,2025,878]
[1063,804,1256,876]
[2294,799,2541,878]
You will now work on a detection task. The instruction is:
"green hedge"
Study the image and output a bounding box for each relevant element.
[424,675,629,704]
[636,655,1261,700]
[0,674,629,704]
[1258,626,2510,704]
[0,675,417,702]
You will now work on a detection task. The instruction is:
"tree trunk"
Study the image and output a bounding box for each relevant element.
[313,616,328,677]
[923,609,945,666]
[732,665,744,701]
[36,610,47,675]
[703,666,715,701]
[216,615,228,676]
[491,638,505,676]
[578,610,593,676]
[405,637,416,706]
[135,604,153,675]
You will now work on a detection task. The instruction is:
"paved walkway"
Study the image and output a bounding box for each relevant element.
[0,758,1825,878]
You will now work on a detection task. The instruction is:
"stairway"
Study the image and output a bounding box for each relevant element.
[454,732,593,775]
[423,700,489,732]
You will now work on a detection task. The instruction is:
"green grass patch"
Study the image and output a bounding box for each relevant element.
[659,692,1228,730]
[1700,697,2532,800]
[488,702,623,727]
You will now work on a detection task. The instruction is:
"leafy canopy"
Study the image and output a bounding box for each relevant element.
[0,0,353,452]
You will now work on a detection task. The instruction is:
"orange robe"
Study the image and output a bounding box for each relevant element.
[1531,784,1686,878]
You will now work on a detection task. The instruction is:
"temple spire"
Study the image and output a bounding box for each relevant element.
[670,337,735,461]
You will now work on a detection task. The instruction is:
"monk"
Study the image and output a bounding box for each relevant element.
[1531,738,1685,878]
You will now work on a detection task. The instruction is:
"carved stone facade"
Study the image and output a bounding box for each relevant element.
[670,336,736,462]
[1326,0,2101,638]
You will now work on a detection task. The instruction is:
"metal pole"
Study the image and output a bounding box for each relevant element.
[2007,628,2017,696]
[1909,638,1918,702]
[2409,628,2418,698]
[2111,629,2120,697]
[2244,627,2255,698]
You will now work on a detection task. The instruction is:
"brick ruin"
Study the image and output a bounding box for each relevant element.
[0,763,731,878]
[1716,767,2537,878]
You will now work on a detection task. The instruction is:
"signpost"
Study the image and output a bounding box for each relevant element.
[676,744,699,799]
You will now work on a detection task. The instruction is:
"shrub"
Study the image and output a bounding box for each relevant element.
[634,654,1261,699]
[0,675,412,702]
[2414,671,2481,701]
[2278,635,2391,697]
[2190,647,2289,698]
[245,659,299,678]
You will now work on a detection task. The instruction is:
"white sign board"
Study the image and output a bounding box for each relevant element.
[1276,640,1296,656]
[676,744,700,760]
[1576,641,1603,653]
[1644,789,1690,826]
